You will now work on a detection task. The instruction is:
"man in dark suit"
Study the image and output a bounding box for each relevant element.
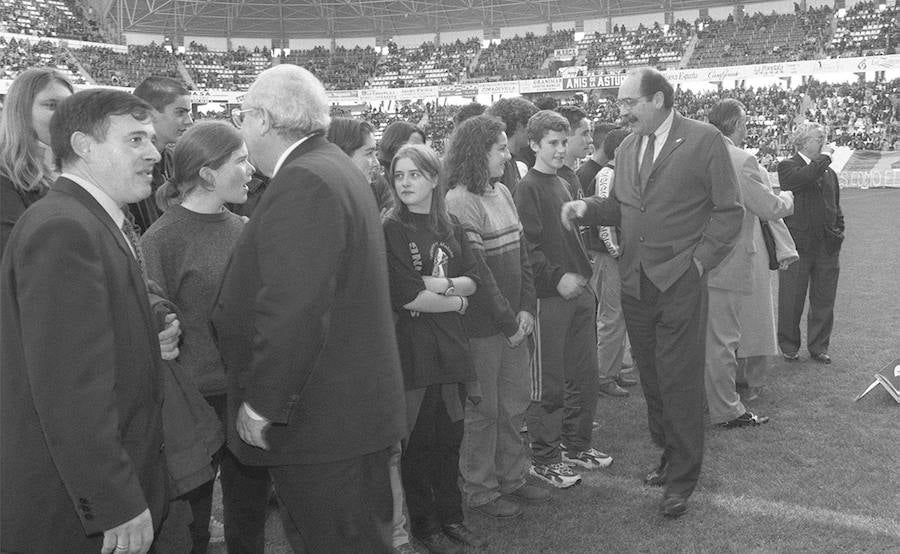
[776,122,844,364]
[1,89,168,554]
[562,67,743,517]
[210,65,407,552]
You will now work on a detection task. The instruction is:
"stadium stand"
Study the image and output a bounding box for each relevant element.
[0,36,86,83]
[74,43,181,87]
[827,1,899,57]
[280,45,379,90]
[688,6,833,67]
[470,30,575,81]
[368,38,480,88]
[582,20,693,72]
[181,43,271,91]
[1,0,105,42]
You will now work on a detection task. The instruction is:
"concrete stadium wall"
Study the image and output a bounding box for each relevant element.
[335,36,376,49]
[124,32,164,45]
[500,23,548,39]
[391,33,435,48]
[231,37,270,50]
[184,36,227,50]
[289,38,331,50]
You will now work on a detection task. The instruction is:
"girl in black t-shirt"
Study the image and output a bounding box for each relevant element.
[382,144,486,552]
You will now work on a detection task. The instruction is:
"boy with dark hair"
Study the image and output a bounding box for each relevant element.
[130,76,194,232]
[487,97,538,194]
[513,110,605,489]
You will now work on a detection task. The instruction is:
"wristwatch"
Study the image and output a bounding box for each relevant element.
[443,278,455,296]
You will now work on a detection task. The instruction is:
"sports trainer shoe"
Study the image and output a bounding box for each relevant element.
[529,462,582,488]
[562,448,613,470]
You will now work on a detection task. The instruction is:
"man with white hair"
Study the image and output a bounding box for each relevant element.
[211,65,407,552]
[776,122,844,364]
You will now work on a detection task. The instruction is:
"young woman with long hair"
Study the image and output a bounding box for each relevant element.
[140,120,270,553]
[382,144,485,553]
[443,115,547,519]
[0,68,73,254]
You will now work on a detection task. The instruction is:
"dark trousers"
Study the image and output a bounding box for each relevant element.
[187,394,272,554]
[402,384,464,538]
[777,239,840,356]
[269,448,394,554]
[622,266,707,498]
[526,289,599,465]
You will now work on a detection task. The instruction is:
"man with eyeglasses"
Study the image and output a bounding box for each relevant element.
[561,67,743,518]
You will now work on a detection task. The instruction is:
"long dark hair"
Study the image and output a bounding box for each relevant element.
[378,120,425,170]
[387,144,452,239]
[442,115,506,195]
[0,68,73,194]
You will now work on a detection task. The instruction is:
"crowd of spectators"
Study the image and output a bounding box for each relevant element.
[827,1,899,57]
[689,6,833,68]
[583,20,693,72]
[0,36,85,83]
[74,43,181,87]
[471,30,574,81]
[1,0,106,42]
[180,43,270,90]
[369,37,480,88]
[341,78,899,166]
[281,45,379,90]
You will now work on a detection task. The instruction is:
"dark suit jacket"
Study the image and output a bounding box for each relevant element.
[583,112,744,299]
[776,153,843,252]
[0,173,44,258]
[210,134,406,466]
[1,178,167,553]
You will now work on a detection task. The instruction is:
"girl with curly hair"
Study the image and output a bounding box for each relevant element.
[443,115,548,519]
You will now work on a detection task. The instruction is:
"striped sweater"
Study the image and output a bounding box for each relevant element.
[446,183,536,338]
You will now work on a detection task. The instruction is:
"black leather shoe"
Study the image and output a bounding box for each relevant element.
[616,373,639,387]
[419,532,463,554]
[643,458,668,487]
[660,493,689,518]
[719,411,770,429]
[782,351,800,361]
[810,352,832,364]
[442,523,487,549]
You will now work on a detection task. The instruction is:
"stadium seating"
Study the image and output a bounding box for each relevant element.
[368,38,480,88]
[181,43,270,90]
[689,6,833,67]
[74,43,181,87]
[582,20,693,72]
[1,0,105,42]
[827,1,899,57]
[471,30,574,81]
[280,45,379,90]
[0,36,86,82]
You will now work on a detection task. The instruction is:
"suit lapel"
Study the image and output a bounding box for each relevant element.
[53,178,156,329]
[648,113,686,179]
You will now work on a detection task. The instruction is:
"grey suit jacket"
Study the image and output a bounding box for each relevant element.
[583,112,744,299]
[708,139,794,293]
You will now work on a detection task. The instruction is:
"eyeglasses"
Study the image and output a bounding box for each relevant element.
[615,96,649,109]
[231,107,259,129]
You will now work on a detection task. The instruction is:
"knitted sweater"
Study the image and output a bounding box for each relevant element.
[140,205,245,396]
[446,184,535,338]
[514,168,592,298]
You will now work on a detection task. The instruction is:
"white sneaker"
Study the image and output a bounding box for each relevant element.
[562,448,613,470]
[529,462,582,488]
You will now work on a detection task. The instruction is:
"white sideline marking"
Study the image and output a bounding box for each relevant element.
[581,473,900,539]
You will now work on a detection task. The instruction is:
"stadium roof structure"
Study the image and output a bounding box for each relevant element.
[114,0,744,40]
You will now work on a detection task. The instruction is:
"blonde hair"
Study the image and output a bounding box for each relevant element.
[0,68,73,194]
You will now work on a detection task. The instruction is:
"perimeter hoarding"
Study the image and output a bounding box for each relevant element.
[561,73,626,90]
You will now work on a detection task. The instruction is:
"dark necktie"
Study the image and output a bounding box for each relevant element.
[638,133,655,189]
[121,214,145,275]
